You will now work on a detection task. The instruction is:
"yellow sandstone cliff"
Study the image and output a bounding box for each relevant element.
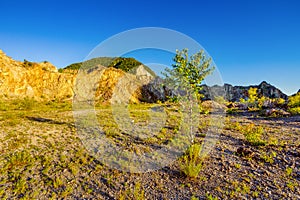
[0,50,156,103]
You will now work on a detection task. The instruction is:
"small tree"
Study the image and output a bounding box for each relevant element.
[163,48,215,139]
[163,49,215,178]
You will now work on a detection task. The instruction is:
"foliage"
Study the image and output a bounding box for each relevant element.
[289,107,300,115]
[23,59,35,68]
[243,123,266,146]
[108,57,140,71]
[248,88,258,104]
[205,193,218,200]
[62,57,155,75]
[288,92,300,107]
[64,62,83,70]
[240,87,287,111]
[163,48,215,101]
[260,151,276,164]
[180,143,204,178]
[119,182,145,200]
[288,92,300,114]
[226,121,266,146]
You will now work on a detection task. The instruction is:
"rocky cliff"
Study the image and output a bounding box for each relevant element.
[200,81,288,102]
[0,50,74,100]
[0,50,157,102]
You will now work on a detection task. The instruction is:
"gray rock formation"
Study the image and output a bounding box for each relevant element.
[200,81,288,102]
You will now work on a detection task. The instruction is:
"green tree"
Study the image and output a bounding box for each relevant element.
[162,48,215,101]
[162,48,215,144]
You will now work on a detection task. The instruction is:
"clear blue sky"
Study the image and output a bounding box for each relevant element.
[0,0,299,95]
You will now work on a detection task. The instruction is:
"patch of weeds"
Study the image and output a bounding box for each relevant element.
[190,195,199,200]
[199,176,208,181]
[13,177,28,196]
[286,180,298,191]
[268,136,278,146]
[68,163,80,176]
[285,167,293,177]
[226,108,238,114]
[133,182,145,200]
[224,120,242,131]
[119,182,145,200]
[240,182,250,194]
[4,150,34,171]
[234,163,241,169]
[260,151,276,164]
[242,123,266,146]
[53,176,64,189]
[205,193,218,200]
[252,190,259,198]
[180,143,204,178]
[60,185,73,197]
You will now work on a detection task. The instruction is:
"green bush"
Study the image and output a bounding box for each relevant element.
[288,93,300,114]
[23,59,35,68]
[242,123,266,146]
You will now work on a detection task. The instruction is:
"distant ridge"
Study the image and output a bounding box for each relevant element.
[200,81,288,102]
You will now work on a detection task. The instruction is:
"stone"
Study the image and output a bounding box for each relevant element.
[263,108,291,117]
[236,146,254,157]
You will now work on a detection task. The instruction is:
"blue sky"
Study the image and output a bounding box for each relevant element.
[0,0,299,95]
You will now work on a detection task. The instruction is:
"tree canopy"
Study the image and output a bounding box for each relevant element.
[163,48,215,101]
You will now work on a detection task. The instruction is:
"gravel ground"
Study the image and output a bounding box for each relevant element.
[0,107,299,199]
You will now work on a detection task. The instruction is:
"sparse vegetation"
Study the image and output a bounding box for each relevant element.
[61,57,155,75]
[0,98,299,199]
[243,123,266,146]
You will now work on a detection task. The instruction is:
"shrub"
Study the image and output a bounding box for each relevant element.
[288,93,300,114]
[119,182,145,200]
[23,59,35,67]
[180,143,204,178]
[214,96,227,105]
[242,123,266,146]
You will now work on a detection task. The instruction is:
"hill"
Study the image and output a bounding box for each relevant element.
[0,50,158,102]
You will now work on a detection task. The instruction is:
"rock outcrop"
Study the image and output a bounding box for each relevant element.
[201,81,288,102]
[0,50,158,102]
[0,50,74,100]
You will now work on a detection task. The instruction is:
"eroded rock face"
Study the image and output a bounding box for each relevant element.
[0,50,160,102]
[0,50,74,100]
[201,81,288,102]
